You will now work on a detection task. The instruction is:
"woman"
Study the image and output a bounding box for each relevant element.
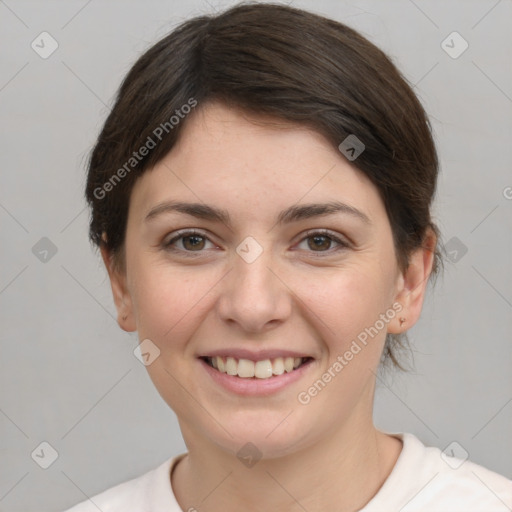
[64,3,512,511]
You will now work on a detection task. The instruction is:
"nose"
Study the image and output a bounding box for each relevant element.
[216,247,292,333]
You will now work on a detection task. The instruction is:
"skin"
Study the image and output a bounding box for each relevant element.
[101,101,436,511]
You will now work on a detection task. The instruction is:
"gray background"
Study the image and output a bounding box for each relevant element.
[1,0,511,511]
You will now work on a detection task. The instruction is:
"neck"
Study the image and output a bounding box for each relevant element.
[172,413,402,511]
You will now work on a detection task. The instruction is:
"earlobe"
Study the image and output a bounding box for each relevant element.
[99,240,137,332]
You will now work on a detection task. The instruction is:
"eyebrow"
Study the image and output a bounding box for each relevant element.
[144,200,371,226]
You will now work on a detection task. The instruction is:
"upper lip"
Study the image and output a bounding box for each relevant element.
[199,349,313,360]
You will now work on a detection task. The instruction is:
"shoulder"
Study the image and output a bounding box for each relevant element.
[392,432,512,511]
[61,455,184,512]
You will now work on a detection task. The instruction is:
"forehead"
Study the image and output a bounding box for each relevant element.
[129,102,383,222]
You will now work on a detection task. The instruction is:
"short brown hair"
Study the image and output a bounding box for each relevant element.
[85,2,442,370]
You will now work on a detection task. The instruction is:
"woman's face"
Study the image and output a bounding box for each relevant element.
[105,102,422,458]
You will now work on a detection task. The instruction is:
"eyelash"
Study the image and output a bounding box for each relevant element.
[163,229,350,257]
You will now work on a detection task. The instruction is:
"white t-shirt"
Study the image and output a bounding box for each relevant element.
[63,432,512,511]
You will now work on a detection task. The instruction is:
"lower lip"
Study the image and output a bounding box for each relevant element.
[199,358,314,396]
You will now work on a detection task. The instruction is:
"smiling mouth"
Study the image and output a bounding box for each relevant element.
[201,356,313,379]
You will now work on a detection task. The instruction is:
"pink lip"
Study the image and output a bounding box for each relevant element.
[198,357,314,396]
[199,348,311,360]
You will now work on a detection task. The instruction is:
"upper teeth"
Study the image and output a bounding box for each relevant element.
[209,356,303,379]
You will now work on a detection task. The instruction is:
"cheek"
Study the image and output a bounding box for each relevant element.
[130,265,218,408]
[295,263,394,357]
[130,263,216,353]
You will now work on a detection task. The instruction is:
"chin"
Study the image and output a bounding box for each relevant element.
[205,410,315,461]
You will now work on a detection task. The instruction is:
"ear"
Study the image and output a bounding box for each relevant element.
[388,228,437,334]
[100,236,137,332]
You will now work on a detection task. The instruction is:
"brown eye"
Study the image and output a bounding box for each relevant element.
[182,234,206,251]
[307,234,333,251]
[296,230,349,254]
[164,230,215,254]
